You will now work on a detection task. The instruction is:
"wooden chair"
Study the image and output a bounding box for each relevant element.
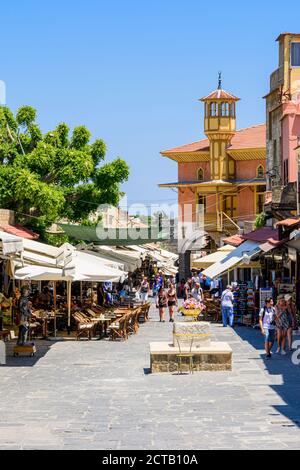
[108,314,128,341]
[133,308,141,334]
[72,312,95,340]
[127,310,140,335]
[138,303,151,323]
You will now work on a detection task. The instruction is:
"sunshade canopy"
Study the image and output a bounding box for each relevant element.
[201,240,261,279]
[192,245,235,269]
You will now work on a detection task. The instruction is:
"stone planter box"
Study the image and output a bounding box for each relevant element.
[150,342,232,374]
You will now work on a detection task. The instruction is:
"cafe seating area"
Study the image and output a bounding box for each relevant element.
[72,303,151,341]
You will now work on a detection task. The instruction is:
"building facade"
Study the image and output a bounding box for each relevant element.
[160,82,267,256]
[265,33,300,217]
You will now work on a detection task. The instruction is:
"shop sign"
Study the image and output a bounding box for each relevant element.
[288,247,297,263]
[259,288,273,309]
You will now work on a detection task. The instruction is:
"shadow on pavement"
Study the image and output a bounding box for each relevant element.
[0,340,60,368]
[235,326,300,428]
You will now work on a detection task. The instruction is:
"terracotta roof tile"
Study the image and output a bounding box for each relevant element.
[162,124,266,154]
[242,227,279,245]
[276,217,300,228]
[0,224,39,240]
[222,235,244,247]
[200,89,240,101]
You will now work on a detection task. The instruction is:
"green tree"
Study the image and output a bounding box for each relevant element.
[255,212,266,229]
[0,105,129,233]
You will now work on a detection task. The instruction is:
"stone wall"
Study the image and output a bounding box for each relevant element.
[151,352,232,373]
[0,209,15,226]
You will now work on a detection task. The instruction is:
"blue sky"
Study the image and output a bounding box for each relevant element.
[1,0,300,209]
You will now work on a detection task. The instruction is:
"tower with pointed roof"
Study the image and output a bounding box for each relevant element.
[159,76,266,277]
[200,75,240,181]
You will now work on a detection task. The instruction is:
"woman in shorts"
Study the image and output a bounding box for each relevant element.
[156,286,168,323]
[275,296,290,355]
[167,283,178,323]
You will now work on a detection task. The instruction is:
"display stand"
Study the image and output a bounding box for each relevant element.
[234,282,256,326]
[13,344,37,357]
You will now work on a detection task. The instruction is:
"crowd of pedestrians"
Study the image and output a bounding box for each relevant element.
[259,294,298,359]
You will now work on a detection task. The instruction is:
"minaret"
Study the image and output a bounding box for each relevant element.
[200,74,240,181]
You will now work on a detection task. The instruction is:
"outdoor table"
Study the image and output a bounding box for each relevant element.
[98,316,116,339]
[34,311,64,339]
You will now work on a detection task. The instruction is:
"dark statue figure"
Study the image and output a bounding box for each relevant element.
[17,287,32,346]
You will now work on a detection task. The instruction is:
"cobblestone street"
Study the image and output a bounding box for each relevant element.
[1,304,300,450]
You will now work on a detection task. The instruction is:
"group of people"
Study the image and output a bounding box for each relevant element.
[259,294,297,358]
[178,272,210,302]
[138,275,177,323]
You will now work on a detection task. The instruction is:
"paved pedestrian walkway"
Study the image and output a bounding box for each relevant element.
[1,304,300,450]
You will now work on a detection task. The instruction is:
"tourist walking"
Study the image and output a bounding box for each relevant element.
[167,283,178,323]
[152,275,162,297]
[221,285,234,328]
[139,277,150,305]
[178,279,186,298]
[275,295,290,355]
[259,297,276,359]
[156,286,168,323]
[191,283,203,302]
[285,295,296,352]
[192,271,200,287]
[184,278,193,300]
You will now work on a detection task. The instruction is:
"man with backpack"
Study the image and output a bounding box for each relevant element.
[259,297,276,359]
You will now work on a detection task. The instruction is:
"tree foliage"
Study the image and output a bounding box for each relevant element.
[255,212,266,229]
[0,105,129,232]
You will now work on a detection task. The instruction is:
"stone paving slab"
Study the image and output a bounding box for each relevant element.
[1,303,300,449]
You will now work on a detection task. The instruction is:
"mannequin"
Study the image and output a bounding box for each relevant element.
[17,287,32,346]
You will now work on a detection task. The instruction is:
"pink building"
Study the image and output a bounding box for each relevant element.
[281,97,300,186]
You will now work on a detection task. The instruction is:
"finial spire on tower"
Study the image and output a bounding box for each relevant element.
[218,71,222,90]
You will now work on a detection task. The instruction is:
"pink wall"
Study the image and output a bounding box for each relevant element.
[237,187,255,220]
[235,160,266,180]
[179,162,211,181]
[282,100,300,183]
[177,156,266,225]
[179,189,196,223]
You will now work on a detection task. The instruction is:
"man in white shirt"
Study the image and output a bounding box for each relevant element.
[191,283,203,302]
[221,285,234,328]
[192,272,200,287]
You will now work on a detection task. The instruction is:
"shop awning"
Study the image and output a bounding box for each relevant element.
[0,231,23,256]
[92,246,143,272]
[2,232,127,283]
[13,252,126,283]
[63,250,127,282]
[13,265,71,282]
[201,240,261,279]
[192,245,235,269]
[160,265,178,276]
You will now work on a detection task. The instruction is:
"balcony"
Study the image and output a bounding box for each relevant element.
[270,67,284,92]
[200,213,241,234]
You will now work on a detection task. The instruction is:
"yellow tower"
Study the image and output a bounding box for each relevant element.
[200,74,240,181]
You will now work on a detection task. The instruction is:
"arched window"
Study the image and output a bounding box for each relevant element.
[197,168,204,182]
[210,102,218,117]
[257,165,265,180]
[220,102,229,116]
